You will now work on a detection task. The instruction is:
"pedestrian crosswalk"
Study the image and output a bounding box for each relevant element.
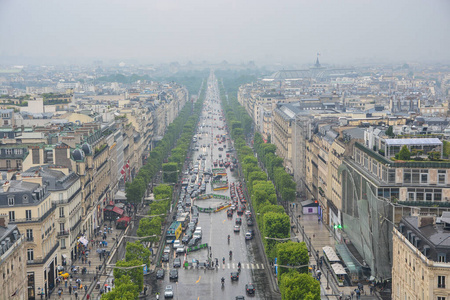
[162,262,265,270]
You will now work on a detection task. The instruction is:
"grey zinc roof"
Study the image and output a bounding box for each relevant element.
[24,166,79,191]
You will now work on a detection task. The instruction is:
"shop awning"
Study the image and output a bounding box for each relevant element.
[112,206,124,215]
[331,263,347,275]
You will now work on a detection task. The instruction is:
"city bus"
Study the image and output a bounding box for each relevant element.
[166,221,182,244]
[176,212,190,231]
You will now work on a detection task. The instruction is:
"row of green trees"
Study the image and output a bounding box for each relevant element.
[103,83,206,299]
[125,83,206,205]
[219,81,320,300]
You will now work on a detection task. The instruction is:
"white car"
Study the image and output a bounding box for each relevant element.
[176,246,186,254]
[164,285,174,298]
[173,240,181,249]
[163,246,171,254]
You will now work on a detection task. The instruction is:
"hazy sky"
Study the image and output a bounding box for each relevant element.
[1,0,449,65]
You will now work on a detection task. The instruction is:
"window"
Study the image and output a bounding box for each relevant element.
[438,297,446,300]
[14,149,22,155]
[16,160,21,169]
[420,170,428,184]
[6,160,11,169]
[59,193,63,201]
[389,169,396,183]
[27,249,34,261]
[7,197,14,206]
[438,276,446,288]
[26,229,33,241]
[439,170,446,185]
[5,149,12,155]
[8,211,15,222]
[25,210,31,221]
[59,207,64,218]
[438,254,447,262]
[404,169,411,184]
[61,239,66,249]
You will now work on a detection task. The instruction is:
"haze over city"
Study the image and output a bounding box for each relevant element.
[1,0,449,66]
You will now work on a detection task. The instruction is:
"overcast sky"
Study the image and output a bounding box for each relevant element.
[0,0,449,65]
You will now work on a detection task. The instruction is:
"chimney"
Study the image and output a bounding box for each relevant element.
[3,181,10,193]
[0,214,8,227]
[16,173,22,181]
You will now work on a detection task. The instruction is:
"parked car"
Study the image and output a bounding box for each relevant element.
[169,269,178,280]
[156,269,165,279]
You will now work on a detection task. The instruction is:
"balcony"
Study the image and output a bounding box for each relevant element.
[53,187,82,205]
[26,236,34,242]
[10,204,56,224]
[57,230,69,238]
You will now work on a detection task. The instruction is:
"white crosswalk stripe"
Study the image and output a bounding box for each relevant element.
[246,264,250,269]
[255,264,260,269]
[251,263,255,269]
[227,263,230,269]
[232,263,235,269]
[261,264,264,269]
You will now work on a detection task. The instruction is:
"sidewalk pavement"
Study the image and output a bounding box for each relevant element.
[52,224,124,300]
[289,203,379,300]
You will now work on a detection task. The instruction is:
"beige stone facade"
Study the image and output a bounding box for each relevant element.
[393,226,450,300]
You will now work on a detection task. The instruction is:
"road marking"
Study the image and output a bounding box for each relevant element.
[246,264,250,269]
[255,264,260,269]
[251,263,255,269]
[227,263,230,269]
[261,264,265,269]
[232,263,235,269]
[196,276,201,284]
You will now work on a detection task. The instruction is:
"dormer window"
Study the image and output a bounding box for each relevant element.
[7,197,14,206]
[23,194,29,203]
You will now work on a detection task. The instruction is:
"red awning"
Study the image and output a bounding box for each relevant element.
[112,206,124,216]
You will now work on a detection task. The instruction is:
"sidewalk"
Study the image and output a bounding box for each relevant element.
[52,224,124,300]
[289,203,379,300]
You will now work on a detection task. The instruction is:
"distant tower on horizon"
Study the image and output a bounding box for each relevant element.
[314,52,321,68]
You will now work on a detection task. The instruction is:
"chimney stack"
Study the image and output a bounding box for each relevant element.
[0,214,8,227]
[3,181,10,193]
[16,173,22,181]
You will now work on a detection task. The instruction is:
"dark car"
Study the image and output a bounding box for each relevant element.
[169,269,178,280]
[236,296,245,300]
[173,257,181,268]
[247,218,254,226]
[245,283,255,295]
[188,237,200,247]
[156,269,165,279]
[235,217,242,225]
[182,234,191,244]
[231,272,239,281]
[162,253,170,262]
[227,209,233,217]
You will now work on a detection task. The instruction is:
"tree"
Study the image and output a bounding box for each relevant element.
[263,212,290,258]
[153,184,172,200]
[162,163,178,183]
[125,241,152,267]
[113,259,144,291]
[397,145,411,160]
[137,217,162,242]
[280,272,320,300]
[385,126,394,137]
[101,275,139,300]
[276,241,309,277]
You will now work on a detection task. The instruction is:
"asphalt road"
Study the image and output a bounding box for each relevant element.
[147,74,279,300]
